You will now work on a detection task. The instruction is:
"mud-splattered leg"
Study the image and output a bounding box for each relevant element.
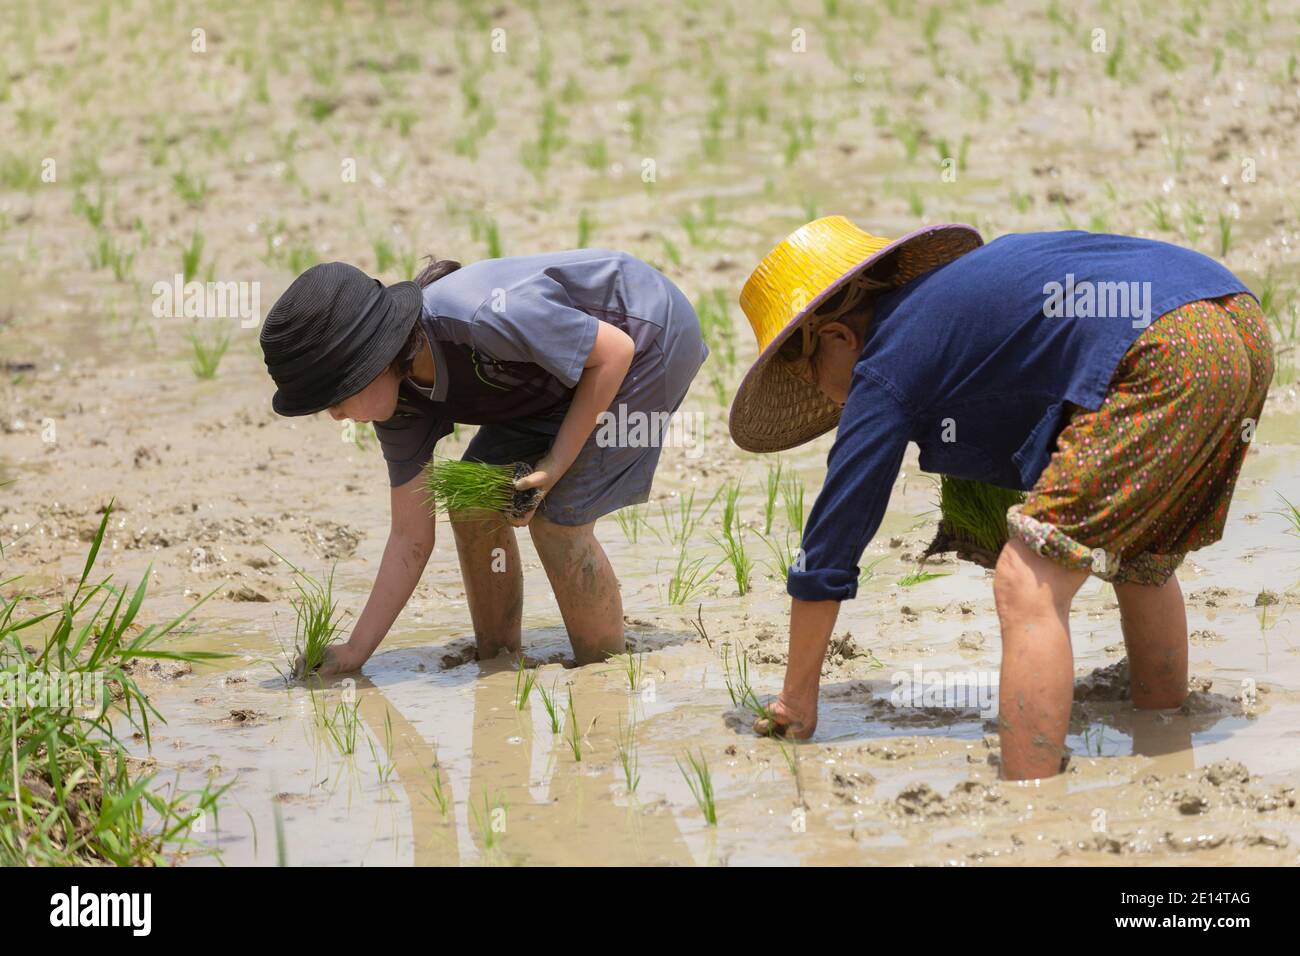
[529,515,624,665]
[994,538,1088,780]
[1114,575,1188,709]
[449,509,523,660]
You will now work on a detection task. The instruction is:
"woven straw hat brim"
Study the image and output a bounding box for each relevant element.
[729,223,983,454]
[269,280,422,417]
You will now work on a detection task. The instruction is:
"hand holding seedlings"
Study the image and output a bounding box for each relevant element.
[293,641,365,679]
[508,455,557,527]
[423,458,542,523]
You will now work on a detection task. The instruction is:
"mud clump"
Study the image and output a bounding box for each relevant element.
[122,658,192,681]
[1203,760,1250,787]
[1073,659,1130,701]
[892,779,1007,820]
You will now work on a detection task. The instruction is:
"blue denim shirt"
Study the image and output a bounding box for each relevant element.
[787,231,1252,603]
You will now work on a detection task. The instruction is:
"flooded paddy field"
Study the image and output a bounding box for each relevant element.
[2,0,1300,866]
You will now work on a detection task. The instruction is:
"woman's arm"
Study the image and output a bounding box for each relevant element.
[756,368,913,735]
[755,597,842,738]
[512,320,634,522]
[310,473,436,675]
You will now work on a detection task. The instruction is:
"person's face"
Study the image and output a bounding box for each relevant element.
[328,367,400,423]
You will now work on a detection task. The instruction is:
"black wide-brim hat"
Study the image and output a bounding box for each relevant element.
[260,261,422,416]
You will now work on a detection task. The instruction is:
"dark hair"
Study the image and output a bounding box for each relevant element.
[392,255,461,375]
[414,255,461,289]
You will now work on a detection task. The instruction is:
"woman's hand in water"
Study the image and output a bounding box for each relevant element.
[510,457,560,527]
[752,692,818,740]
[294,640,366,679]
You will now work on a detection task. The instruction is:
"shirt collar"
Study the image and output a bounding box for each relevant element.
[407,318,449,402]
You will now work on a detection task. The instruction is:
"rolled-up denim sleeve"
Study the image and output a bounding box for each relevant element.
[787,368,911,602]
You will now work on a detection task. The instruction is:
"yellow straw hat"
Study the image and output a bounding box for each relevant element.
[729,216,983,453]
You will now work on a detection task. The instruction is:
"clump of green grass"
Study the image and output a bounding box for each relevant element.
[565,686,583,761]
[759,529,801,578]
[425,745,450,817]
[924,475,1026,565]
[712,525,753,595]
[88,230,135,281]
[424,458,532,517]
[181,229,205,282]
[696,289,737,373]
[270,550,343,680]
[762,462,783,535]
[615,715,640,794]
[777,738,805,805]
[676,750,717,825]
[722,642,772,723]
[665,543,725,605]
[514,655,537,710]
[609,650,644,692]
[187,325,230,380]
[614,503,658,544]
[537,679,563,734]
[712,480,753,594]
[780,472,806,539]
[658,485,724,546]
[1,504,230,865]
[471,788,506,851]
[313,691,359,755]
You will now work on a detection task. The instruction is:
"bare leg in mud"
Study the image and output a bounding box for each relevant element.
[994,538,1088,780]
[449,509,524,660]
[529,515,625,665]
[1114,575,1189,709]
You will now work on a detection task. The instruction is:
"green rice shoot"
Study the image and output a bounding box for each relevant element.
[608,650,644,692]
[514,655,538,710]
[271,549,344,679]
[615,714,640,794]
[899,567,950,587]
[936,474,1027,555]
[722,642,772,723]
[677,749,717,825]
[426,745,450,817]
[565,686,583,761]
[537,678,563,734]
[424,457,517,515]
[665,544,725,605]
[762,461,784,535]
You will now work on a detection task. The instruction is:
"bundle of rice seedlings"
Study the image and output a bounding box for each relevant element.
[269,549,343,679]
[423,458,539,519]
[922,475,1026,568]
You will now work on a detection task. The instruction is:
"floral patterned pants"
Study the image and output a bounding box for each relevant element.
[1007,292,1273,586]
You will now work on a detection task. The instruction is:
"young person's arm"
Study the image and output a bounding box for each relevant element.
[308,473,436,675]
[511,320,634,523]
[758,368,912,737]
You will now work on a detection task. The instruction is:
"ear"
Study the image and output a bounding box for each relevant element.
[816,320,860,352]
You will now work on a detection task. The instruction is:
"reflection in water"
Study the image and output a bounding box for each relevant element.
[348,644,694,865]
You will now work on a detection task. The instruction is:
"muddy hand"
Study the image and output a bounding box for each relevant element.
[753,693,817,740]
[293,643,360,679]
[510,466,554,527]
